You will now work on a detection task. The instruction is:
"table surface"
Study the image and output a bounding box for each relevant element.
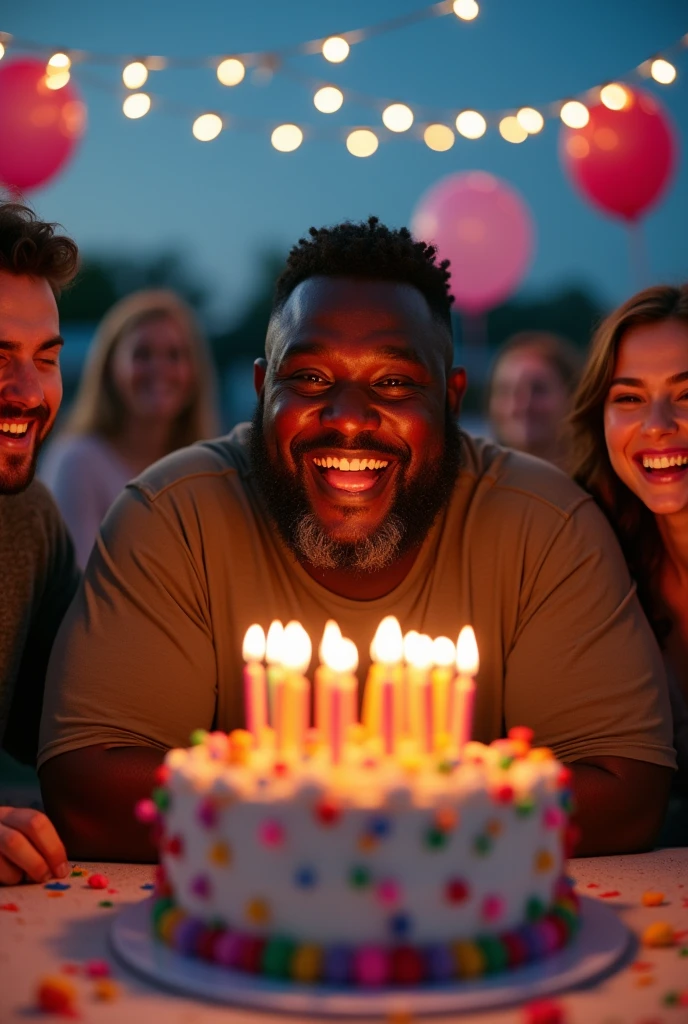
[1,850,687,1024]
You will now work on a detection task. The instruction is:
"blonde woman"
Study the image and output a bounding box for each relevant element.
[41,290,220,567]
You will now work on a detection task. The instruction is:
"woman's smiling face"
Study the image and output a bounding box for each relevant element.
[604,319,688,517]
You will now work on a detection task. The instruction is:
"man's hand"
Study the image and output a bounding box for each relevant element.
[0,807,69,885]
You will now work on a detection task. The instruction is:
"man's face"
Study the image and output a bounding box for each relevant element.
[0,272,62,495]
[250,277,465,571]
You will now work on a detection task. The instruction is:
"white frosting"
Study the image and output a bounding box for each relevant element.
[160,739,568,946]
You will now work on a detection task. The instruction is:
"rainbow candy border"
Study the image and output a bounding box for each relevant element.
[150,879,580,987]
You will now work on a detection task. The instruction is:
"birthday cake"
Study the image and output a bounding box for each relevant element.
[139,619,580,987]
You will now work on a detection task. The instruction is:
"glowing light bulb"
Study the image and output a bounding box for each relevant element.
[453,0,479,20]
[370,616,403,664]
[423,123,455,151]
[217,57,245,86]
[346,128,378,157]
[281,620,312,673]
[516,107,544,134]
[271,123,303,152]
[599,83,629,110]
[382,103,413,132]
[499,115,528,143]
[432,636,456,668]
[123,93,151,119]
[313,85,343,113]
[123,61,148,89]
[455,110,486,139]
[322,36,349,63]
[243,624,266,662]
[456,626,479,676]
[48,52,71,71]
[651,59,676,85]
[45,69,70,90]
[560,101,589,129]
[192,113,222,141]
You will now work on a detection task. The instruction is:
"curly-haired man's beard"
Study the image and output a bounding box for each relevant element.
[248,398,463,573]
[0,403,50,495]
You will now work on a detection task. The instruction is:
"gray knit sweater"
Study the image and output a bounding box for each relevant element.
[0,481,79,765]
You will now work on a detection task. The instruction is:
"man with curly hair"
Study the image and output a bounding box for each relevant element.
[0,202,80,884]
[41,218,675,861]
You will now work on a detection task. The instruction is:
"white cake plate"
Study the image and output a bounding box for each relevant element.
[110,895,630,1018]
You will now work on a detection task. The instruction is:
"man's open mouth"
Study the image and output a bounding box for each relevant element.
[0,420,36,449]
[310,454,394,493]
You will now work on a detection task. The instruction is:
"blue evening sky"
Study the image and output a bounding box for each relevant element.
[7,0,688,324]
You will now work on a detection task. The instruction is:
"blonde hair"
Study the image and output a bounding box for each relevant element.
[569,282,688,640]
[64,289,220,450]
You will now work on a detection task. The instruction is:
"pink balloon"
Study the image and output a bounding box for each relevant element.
[411,171,534,314]
[0,57,86,192]
[559,87,677,222]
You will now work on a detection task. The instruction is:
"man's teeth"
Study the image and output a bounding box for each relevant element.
[312,456,389,471]
[642,454,688,470]
[0,422,29,435]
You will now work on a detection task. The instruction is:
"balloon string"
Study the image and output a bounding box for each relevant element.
[628,221,651,292]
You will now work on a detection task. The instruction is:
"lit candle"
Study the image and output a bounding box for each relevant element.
[279,621,312,754]
[265,619,285,723]
[316,620,342,732]
[322,635,358,765]
[452,626,479,752]
[405,632,434,754]
[431,635,456,738]
[242,624,267,743]
[369,616,403,756]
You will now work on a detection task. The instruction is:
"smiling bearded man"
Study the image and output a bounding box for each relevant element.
[41,217,675,863]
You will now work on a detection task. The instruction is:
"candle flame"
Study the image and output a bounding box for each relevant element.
[319,620,342,664]
[281,620,312,672]
[242,623,266,662]
[432,635,456,668]
[456,625,479,675]
[370,616,403,664]
[265,619,284,664]
[404,631,434,670]
[323,635,359,674]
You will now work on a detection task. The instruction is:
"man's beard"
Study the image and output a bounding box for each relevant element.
[0,404,50,496]
[248,399,463,573]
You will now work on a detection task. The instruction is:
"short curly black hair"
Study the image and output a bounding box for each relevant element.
[0,201,79,294]
[273,216,454,329]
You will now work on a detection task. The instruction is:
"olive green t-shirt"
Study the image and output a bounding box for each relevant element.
[38,430,675,771]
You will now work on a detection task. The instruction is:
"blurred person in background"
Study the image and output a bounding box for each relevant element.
[41,290,220,568]
[487,331,582,469]
[0,202,79,884]
[570,284,688,801]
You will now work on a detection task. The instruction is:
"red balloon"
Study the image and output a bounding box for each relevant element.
[559,87,676,222]
[0,57,86,192]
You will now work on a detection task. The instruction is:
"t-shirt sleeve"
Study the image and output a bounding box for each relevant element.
[40,439,110,570]
[2,489,80,765]
[38,483,218,768]
[504,498,676,769]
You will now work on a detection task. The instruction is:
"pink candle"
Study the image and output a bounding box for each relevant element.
[242,625,267,743]
[381,678,396,756]
[453,626,479,752]
[321,635,358,765]
[369,617,403,753]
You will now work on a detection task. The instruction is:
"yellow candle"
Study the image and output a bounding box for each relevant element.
[431,635,456,736]
[452,626,479,752]
[278,621,312,754]
[405,632,434,754]
[315,620,341,732]
[368,616,403,755]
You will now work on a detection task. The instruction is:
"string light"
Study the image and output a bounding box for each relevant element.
[382,102,413,132]
[499,115,527,143]
[516,107,544,134]
[44,52,71,89]
[271,123,303,152]
[423,123,455,151]
[217,57,245,86]
[122,61,148,89]
[346,128,378,157]
[0,42,5,61]
[313,85,343,113]
[650,58,677,84]
[123,92,151,119]
[599,82,628,110]
[47,52,71,70]
[455,110,486,139]
[322,36,349,63]
[560,100,589,128]
[192,113,222,141]
[453,0,479,20]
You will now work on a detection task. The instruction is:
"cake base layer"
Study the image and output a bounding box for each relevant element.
[149,883,580,987]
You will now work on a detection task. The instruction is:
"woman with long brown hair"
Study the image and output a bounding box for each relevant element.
[41,289,220,567]
[570,283,688,792]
